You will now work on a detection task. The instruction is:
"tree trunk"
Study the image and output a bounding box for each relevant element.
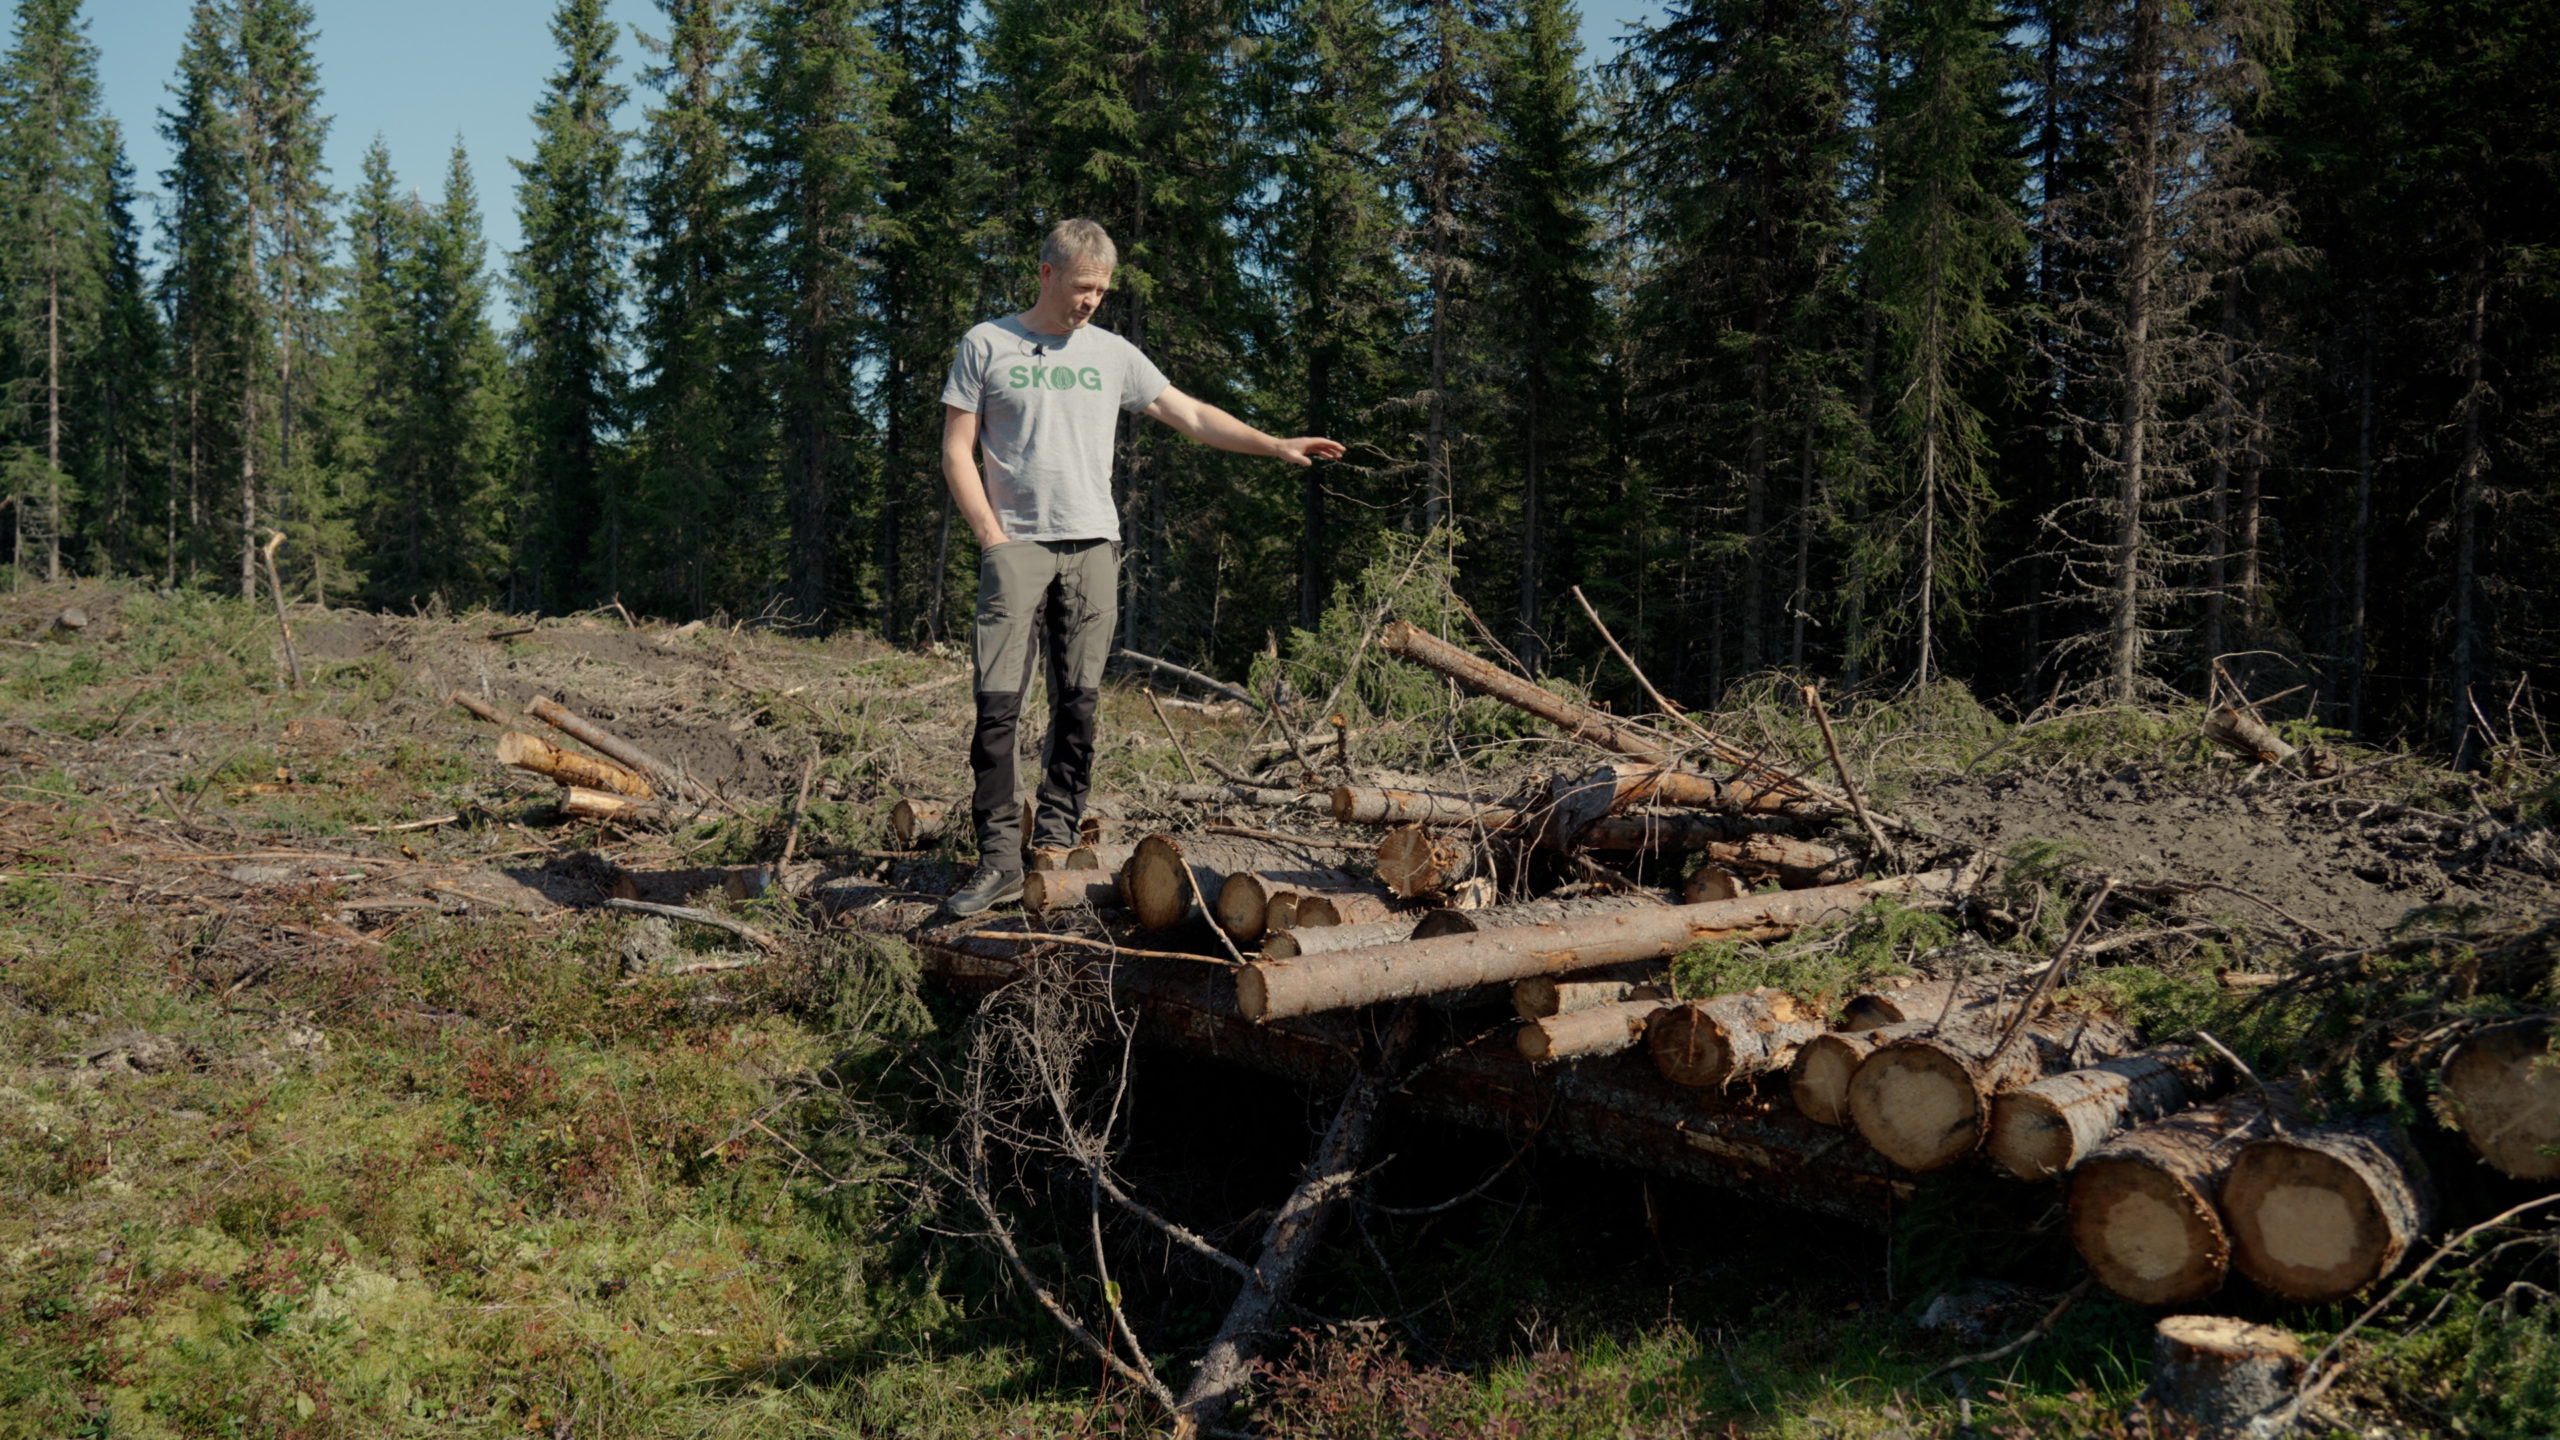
[2221,1116,2433,1304]
[2146,1315,2305,1435]
[1839,975,2005,1031]
[1575,822,1854,887]
[2109,0,2163,702]
[2066,1087,2294,1306]
[2200,706,2296,765]
[2448,253,2491,767]
[1987,1045,2224,1182]
[1215,865,1373,941]
[1295,890,1396,927]
[1125,834,1346,932]
[1331,784,1523,829]
[1238,871,1964,1020]
[560,785,668,827]
[497,731,654,797]
[1175,1008,1417,1432]
[1375,824,1480,899]
[529,697,690,798]
[1022,870,1126,914]
[1647,988,1826,1089]
[1513,961,1669,1019]
[2347,314,2375,738]
[1848,1005,2139,1171]
[2440,1018,2560,1180]
[1518,997,1673,1063]
[1413,891,1667,938]
[1382,620,1676,763]
[1261,915,1421,959]
[891,797,948,844]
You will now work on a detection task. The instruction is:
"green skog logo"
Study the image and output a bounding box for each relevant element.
[1007,363,1105,392]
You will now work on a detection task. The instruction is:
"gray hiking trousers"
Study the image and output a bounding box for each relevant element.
[970,538,1118,863]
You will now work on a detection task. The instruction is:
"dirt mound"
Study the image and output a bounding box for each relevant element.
[1901,768,2560,943]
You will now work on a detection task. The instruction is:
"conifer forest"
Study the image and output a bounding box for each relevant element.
[4,0,2556,750]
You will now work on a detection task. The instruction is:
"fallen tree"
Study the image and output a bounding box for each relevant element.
[2067,1088,2296,1306]
[1237,870,1967,1021]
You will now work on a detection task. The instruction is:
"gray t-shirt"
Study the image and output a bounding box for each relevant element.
[941,316,1170,543]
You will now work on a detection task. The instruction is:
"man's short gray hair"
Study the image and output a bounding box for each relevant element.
[1041,218,1118,271]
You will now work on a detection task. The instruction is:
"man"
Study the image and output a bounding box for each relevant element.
[938,219,1343,915]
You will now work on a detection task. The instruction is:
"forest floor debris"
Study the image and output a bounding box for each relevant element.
[2,577,2558,1436]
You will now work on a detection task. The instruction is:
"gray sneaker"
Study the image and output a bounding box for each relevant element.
[943,863,1024,917]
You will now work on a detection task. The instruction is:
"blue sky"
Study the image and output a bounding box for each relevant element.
[92,0,1663,271]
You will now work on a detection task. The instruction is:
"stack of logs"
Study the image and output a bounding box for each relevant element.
[903,619,2560,1321]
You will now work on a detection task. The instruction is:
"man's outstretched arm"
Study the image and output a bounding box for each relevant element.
[1142,385,1344,466]
[941,405,1009,548]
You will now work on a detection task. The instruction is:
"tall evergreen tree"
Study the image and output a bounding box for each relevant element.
[744,0,890,628]
[1483,0,1605,670]
[83,122,159,575]
[1393,0,1498,541]
[630,0,768,619]
[510,0,628,614]
[867,0,991,642]
[0,0,109,582]
[1264,0,1408,630]
[156,0,243,587]
[2044,0,2286,700]
[1860,0,2022,685]
[229,0,332,595]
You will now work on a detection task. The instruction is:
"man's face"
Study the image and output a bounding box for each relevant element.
[1041,257,1115,329]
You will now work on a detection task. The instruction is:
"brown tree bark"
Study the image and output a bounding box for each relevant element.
[1216,864,1372,942]
[1295,890,1397,927]
[1375,824,1481,898]
[2221,1116,2433,1304]
[1647,988,1827,1089]
[560,786,668,828]
[1412,891,1668,938]
[2146,1316,2305,1434]
[2440,1018,2560,1180]
[1513,963,1669,1020]
[1261,916,1422,959]
[1331,785,1524,829]
[1125,834,1348,932]
[1987,1045,2224,1182]
[1519,998,1675,1063]
[1848,1006,2139,1171]
[530,696,692,798]
[1239,871,1964,1020]
[498,731,653,798]
[1839,976,2006,1031]
[2067,1088,2295,1306]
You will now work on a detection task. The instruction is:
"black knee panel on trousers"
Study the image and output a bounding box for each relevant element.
[969,690,1024,858]
[1031,686,1102,849]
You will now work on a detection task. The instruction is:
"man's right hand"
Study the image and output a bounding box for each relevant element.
[977,529,1011,551]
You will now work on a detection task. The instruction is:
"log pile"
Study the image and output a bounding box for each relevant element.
[862,620,2547,1343]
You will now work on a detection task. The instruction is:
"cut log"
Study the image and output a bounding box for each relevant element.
[2439,1018,2560,1180]
[1378,621,1828,808]
[1848,1006,2139,1171]
[1987,1046,2227,1181]
[1840,976,2007,1032]
[2201,706,2297,766]
[529,697,690,797]
[2067,1088,2295,1307]
[1066,841,1132,872]
[1684,864,1742,903]
[1380,621,1676,766]
[560,785,667,828]
[1791,1030,1886,1128]
[1023,869,1126,914]
[1264,892,1302,931]
[891,797,947,844]
[1513,962,1669,1020]
[1545,764,1831,835]
[1375,825,1479,899]
[1261,916,1421,959]
[1577,819,1855,887]
[1238,870,1965,1021]
[1646,989,1827,1088]
[2146,1315,2304,1435]
[1331,785,1524,830]
[498,730,653,797]
[1124,834,1349,933]
[449,689,519,727]
[1412,890,1669,938]
[1216,863,1369,942]
[2221,1116,2434,1303]
[1518,998,1676,1063]
[1295,890,1396,928]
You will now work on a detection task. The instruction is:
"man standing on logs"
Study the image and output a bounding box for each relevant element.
[938,219,1344,915]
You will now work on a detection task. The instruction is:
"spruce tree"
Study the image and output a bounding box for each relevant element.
[0,0,109,582]
[1860,0,2023,685]
[331,137,408,596]
[1264,0,1408,630]
[84,123,160,575]
[630,0,768,619]
[510,0,628,614]
[230,0,332,596]
[867,0,992,643]
[1482,0,1605,670]
[1392,0,1498,541]
[157,0,244,586]
[743,0,890,629]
